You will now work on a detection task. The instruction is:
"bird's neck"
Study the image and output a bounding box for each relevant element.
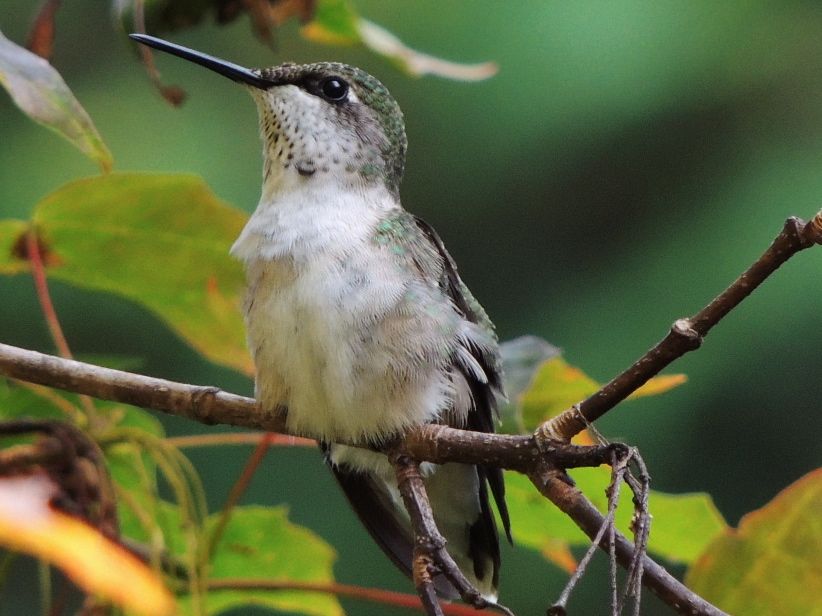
[231,171,401,263]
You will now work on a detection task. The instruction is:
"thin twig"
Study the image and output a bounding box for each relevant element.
[208,578,488,615]
[5,209,819,616]
[548,488,615,615]
[131,0,187,105]
[388,448,513,616]
[540,210,822,441]
[25,229,96,418]
[26,230,72,361]
[165,432,314,448]
[0,341,751,616]
[621,453,651,616]
[207,434,273,559]
[548,449,632,616]
[531,468,729,616]
[607,451,625,616]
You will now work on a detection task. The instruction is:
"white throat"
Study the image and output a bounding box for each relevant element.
[231,173,399,263]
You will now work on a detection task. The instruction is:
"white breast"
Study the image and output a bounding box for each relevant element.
[232,180,459,442]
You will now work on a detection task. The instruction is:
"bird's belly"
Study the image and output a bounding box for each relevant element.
[245,256,457,442]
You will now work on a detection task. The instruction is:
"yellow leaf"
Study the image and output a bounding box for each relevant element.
[520,357,686,429]
[629,373,688,399]
[300,0,361,45]
[686,469,822,615]
[0,473,174,616]
[540,540,578,574]
[300,22,360,46]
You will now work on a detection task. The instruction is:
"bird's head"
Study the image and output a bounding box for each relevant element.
[130,35,407,196]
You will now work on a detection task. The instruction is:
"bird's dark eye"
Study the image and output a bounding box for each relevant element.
[320,76,349,102]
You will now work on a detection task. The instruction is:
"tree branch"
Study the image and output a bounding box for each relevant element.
[207,578,490,615]
[530,467,728,616]
[0,341,723,615]
[0,342,283,431]
[3,210,819,615]
[540,211,822,441]
[388,447,513,615]
[0,341,611,471]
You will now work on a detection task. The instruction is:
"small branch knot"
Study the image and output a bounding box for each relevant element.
[190,386,222,420]
[416,534,447,552]
[536,405,587,445]
[807,209,822,245]
[671,318,701,347]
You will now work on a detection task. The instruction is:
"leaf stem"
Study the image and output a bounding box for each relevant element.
[207,434,274,560]
[207,578,489,615]
[166,432,314,449]
[26,229,96,418]
[26,229,71,360]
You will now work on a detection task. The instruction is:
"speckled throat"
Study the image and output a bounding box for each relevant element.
[127,35,408,197]
[252,62,407,197]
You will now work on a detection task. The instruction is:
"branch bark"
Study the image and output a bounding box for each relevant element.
[2,211,819,615]
[531,468,726,616]
[540,211,822,441]
[0,343,725,615]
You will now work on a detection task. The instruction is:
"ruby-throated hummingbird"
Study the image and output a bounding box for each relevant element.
[130,34,511,601]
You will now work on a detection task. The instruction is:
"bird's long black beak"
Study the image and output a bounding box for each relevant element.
[129,34,277,89]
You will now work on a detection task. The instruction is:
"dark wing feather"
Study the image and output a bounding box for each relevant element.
[414,216,512,543]
[322,444,460,599]
[325,216,510,599]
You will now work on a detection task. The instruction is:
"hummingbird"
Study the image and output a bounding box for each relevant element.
[130,34,512,601]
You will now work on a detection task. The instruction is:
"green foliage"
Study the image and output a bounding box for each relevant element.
[0,30,112,172]
[686,469,822,615]
[1,3,821,615]
[504,468,727,570]
[513,355,686,431]
[195,507,342,616]
[0,173,252,375]
[307,0,361,44]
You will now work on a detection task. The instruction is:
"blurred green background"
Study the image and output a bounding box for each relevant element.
[2,1,821,614]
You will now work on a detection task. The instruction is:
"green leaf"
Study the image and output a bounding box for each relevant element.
[686,469,822,615]
[116,494,188,556]
[9,173,252,375]
[520,357,599,430]
[302,0,361,44]
[519,357,686,430]
[300,1,497,81]
[182,506,342,616]
[0,378,69,421]
[506,467,727,569]
[0,29,112,172]
[498,336,561,433]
